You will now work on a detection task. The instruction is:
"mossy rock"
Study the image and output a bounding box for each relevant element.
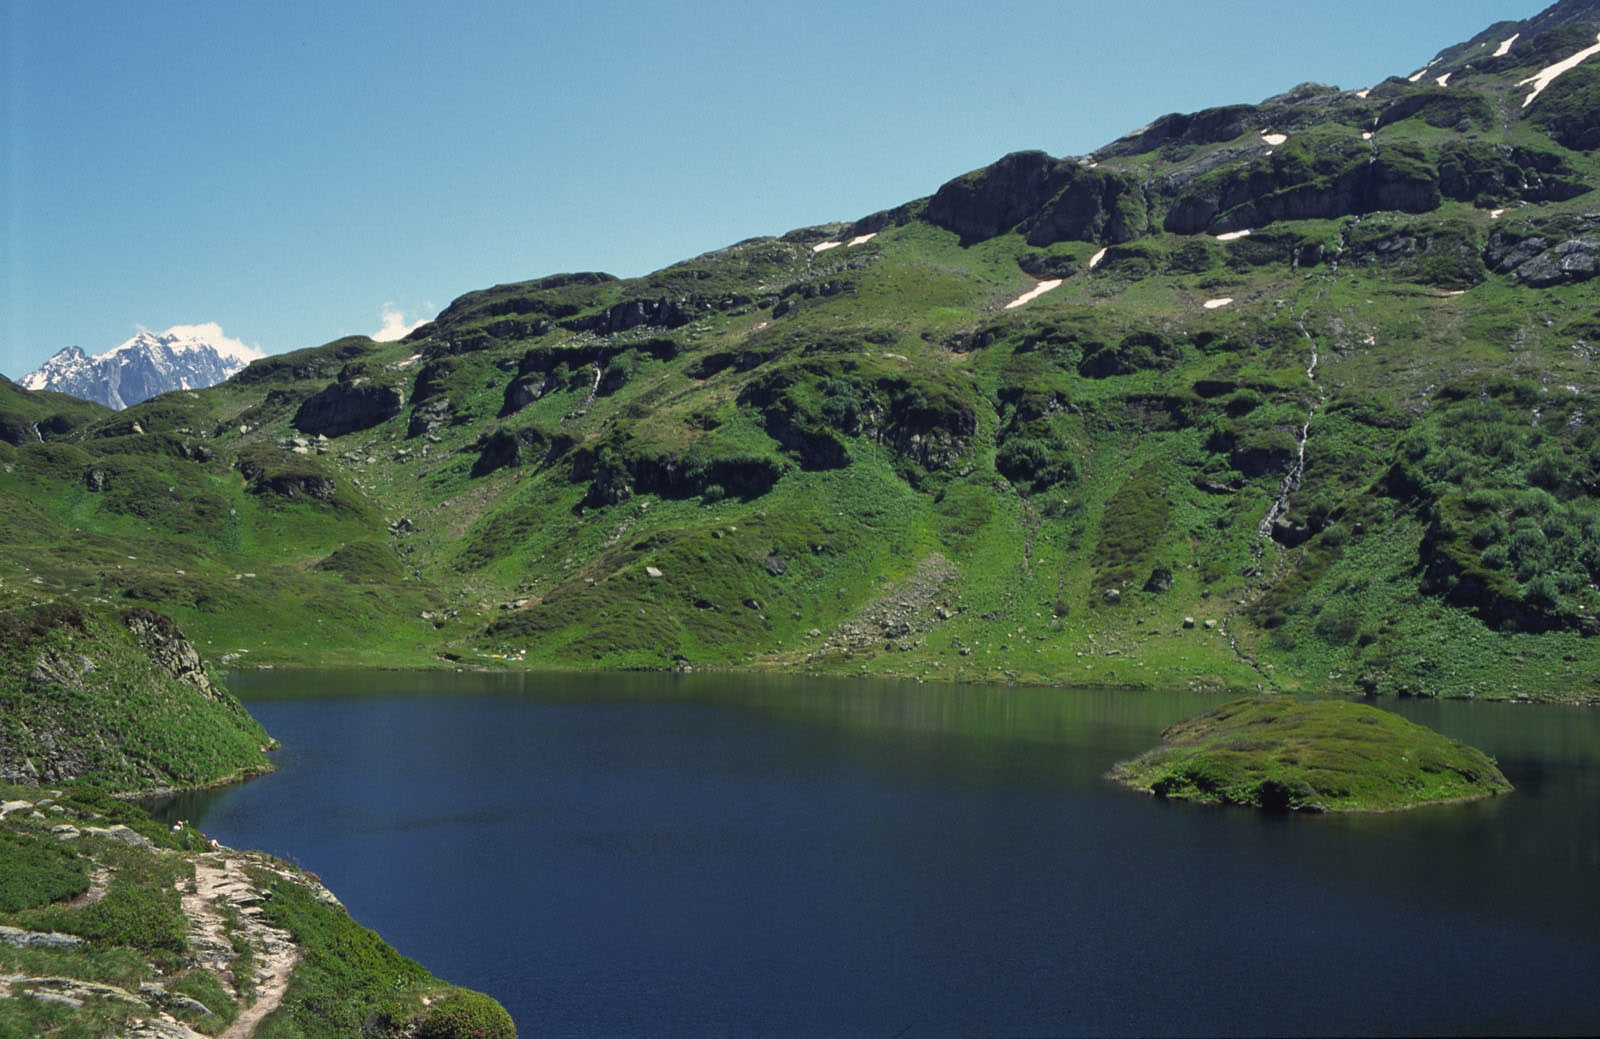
[1108,697,1512,812]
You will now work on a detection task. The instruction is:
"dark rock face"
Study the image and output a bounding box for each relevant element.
[927,151,1072,243]
[1024,167,1146,247]
[1163,143,1442,235]
[561,297,690,335]
[292,380,404,437]
[1436,142,1591,203]
[1094,104,1254,159]
[926,152,1144,246]
[472,427,572,478]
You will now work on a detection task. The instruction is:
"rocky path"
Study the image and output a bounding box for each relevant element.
[179,851,304,1039]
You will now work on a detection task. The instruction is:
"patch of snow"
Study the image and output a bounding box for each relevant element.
[1495,33,1519,58]
[396,353,424,368]
[1203,298,1234,310]
[1215,229,1252,242]
[1518,31,1600,107]
[1004,279,1063,310]
[812,240,842,253]
[1436,72,1452,87]
[847,233,877,247]
[1491,208,1506,219]
[1363,131,1374,140]
[1088,247,1108,269]
[1355,88,1371,99]
[1261,132,1288,146]
[1408,59,1439,83]
[1445,290,1467,297]
[1363,335,1377,346]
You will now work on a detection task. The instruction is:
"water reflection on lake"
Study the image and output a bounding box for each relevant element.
[156,672,1600,1037]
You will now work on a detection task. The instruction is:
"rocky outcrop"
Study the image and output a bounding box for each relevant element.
[1163,141,1441,235]
[925,152,1144,246]
[1435,142,1591,204]
[1487,216,1600,286]
[472,426,573,477]
[1094,104,1254,159]
[560,297,691,335]
[292,379,404,437]
[121,608,230,705]
[927,151,1071,243]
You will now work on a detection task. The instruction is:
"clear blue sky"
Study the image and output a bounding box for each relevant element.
[1,0,1550,376]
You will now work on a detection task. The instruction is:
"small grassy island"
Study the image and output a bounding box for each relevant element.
[1108,697,1513,813]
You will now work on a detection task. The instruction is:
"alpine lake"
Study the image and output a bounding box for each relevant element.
[151,671,1600,1037]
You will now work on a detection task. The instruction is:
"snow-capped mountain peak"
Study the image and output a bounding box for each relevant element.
[20,324,265,410]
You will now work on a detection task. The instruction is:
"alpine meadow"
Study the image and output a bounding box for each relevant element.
[5,1,1600,1035]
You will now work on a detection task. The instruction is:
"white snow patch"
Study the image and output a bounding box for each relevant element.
[1408,59,1439,83]
[1519,31,1600,107]
[811,240,842,253]
[396,354,424,369]
[1445,290,1467,297]
[1215,229,1252,242]
[1088,247,1108,269]
[1202,298,1234,310]
[1491,208,1506,219]
[1495,33,1519,58]
[1004,279,1063,309]
[847,233,878,247]
[1355,88,1372,99]
[1261,132,1288,146]
[1363,131,1374,140]
[1363,335,1377,346]
[1436,72,1452,87]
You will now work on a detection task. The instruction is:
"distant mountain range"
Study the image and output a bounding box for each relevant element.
[20,323,263,409]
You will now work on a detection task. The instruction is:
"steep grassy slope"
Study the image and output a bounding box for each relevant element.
[4,5,1600,701]
[0,597,272,791]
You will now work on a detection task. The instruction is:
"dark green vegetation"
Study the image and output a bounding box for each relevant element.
[7,4,1600,706]
[1107,696,1513,811]
[0,783,515,1037]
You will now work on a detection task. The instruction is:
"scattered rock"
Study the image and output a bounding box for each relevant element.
[0,924,87,950]
[86,824,156,849]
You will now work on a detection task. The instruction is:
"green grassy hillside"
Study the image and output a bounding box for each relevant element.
[5,10,1600,702]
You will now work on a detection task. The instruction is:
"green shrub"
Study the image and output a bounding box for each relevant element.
[415,990,517,1039]
[0,829,89,911]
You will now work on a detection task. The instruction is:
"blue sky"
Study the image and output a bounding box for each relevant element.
[1,0,1550,376]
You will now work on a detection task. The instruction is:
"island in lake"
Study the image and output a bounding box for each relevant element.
[1107,697,1513,812]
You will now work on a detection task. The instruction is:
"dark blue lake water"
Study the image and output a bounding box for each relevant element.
[156,673,1600,1037]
